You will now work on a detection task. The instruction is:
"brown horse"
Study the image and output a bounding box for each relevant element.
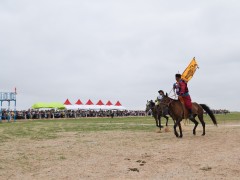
[161,94,217,138]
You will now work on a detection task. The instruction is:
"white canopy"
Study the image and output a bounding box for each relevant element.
[64,105,127,111]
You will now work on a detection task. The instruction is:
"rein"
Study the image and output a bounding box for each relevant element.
[168,88,173,95]
[168,88,177,99]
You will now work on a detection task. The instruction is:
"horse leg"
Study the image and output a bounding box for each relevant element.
[156,113,162,129]
[198,114,205,136]
[174,118,181,137]
[153,114,159,128]
[178,120,183,138]
[158,116,162,130]
[189,115,198,135]
[155,118,159,128]
[159,116,163,129]
[172,118,176,124]
[164,115,169,126]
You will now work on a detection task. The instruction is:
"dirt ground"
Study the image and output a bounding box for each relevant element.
[0,123,240,180]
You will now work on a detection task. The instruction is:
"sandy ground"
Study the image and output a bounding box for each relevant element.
[0,123,240,180]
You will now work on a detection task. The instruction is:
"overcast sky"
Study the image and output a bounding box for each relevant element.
[1,0,240,111]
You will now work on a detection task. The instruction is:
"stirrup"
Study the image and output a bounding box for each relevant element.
[189,114,194,120]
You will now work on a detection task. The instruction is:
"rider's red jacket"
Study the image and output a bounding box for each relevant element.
[174,79,189,96]
[178,80,189,96]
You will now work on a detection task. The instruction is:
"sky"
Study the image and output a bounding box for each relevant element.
[1,0,240,111]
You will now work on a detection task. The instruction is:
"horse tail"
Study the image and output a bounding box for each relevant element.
[200,104,217,126]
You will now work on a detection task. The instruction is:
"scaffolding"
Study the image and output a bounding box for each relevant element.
[0,92,17,122]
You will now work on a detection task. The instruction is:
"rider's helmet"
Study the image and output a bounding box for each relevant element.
[158,90,164,94]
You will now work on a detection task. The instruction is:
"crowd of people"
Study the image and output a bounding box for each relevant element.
[0,109,146,120]
[211,109,230,115]
[0,108,230,121]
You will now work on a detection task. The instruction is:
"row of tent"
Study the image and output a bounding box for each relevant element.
[31,99,127,111]
[63,99,127,110]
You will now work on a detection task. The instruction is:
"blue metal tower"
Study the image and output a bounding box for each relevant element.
[0,92,17,122]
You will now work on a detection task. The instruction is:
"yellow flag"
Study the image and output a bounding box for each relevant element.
[181,57,199,82]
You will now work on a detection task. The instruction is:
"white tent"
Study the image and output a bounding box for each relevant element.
[64,104,127,111]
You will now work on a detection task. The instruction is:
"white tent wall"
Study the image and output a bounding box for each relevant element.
[64,105,127,111]
[114,106,127,110]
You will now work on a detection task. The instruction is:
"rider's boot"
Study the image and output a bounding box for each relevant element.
[188,109,194,120]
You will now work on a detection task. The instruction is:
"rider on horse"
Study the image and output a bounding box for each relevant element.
[173,73,194,120]
[155,90,164,105]
[156,90,169,120]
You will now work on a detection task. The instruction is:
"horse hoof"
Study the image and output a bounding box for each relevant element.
[179,135,183,138]
[202,133,205,136]
[193,132,196,135]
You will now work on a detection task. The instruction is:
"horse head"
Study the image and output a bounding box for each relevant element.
[145,100,155,112]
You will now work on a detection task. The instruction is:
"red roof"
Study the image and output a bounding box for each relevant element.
[64,99,72,105]
[106,100,113,106]
[115,101,122,106]
[75,99,83,105]
[96,100,104,105]
[86,99,94,105]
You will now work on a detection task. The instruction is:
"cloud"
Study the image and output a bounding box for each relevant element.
[0,0,240,111]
